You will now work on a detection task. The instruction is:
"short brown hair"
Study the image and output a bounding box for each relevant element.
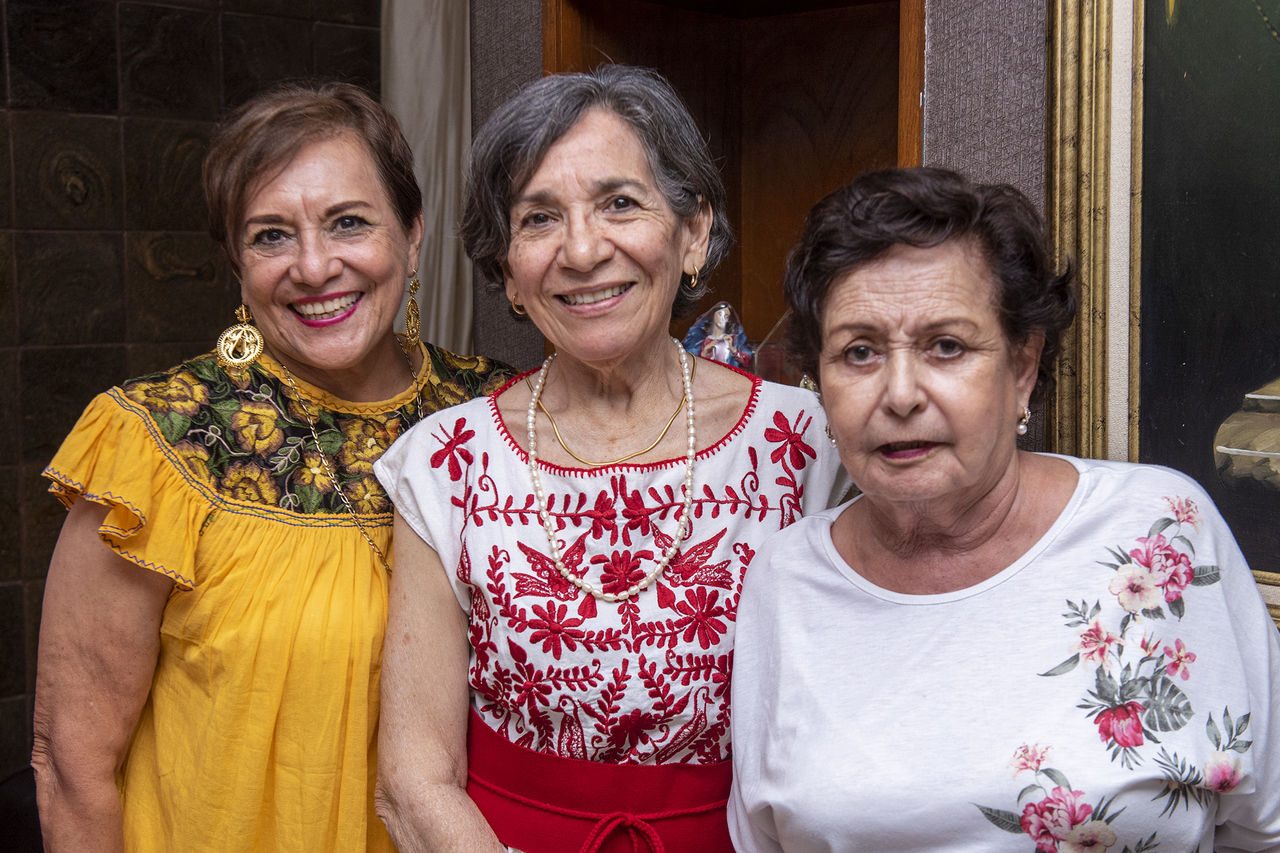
[204,81,421,272]
[784,168,1077,404]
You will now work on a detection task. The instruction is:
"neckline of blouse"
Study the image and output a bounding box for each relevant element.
[486,363,765,476]
[254,339,430,416]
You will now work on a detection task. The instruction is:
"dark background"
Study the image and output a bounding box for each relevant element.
[1140,0,1280,571]
[0,0,381,785]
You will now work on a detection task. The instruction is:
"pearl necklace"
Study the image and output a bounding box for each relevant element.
[526,337,696,602]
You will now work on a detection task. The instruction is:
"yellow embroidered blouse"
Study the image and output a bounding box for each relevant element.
[43,344,511,852]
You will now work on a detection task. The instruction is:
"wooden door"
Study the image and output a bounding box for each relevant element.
[542,0,924,342]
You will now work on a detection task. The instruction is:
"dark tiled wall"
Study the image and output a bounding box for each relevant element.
[0,0,381,781]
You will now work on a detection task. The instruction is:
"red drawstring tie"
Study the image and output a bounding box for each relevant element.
[579,812,666,853]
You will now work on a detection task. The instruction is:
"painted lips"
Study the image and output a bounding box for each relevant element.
[292,292,361,326]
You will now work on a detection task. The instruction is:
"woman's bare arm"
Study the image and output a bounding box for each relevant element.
[32,499,174,852]
[375,511,505,852]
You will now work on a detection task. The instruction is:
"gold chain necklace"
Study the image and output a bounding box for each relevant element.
[524,355,696,468]
[275,342,424,573]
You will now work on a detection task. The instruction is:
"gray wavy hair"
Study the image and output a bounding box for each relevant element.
[460,64,733,319]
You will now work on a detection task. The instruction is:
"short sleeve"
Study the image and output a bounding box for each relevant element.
[43,390,208,590]
[372,426,439,553]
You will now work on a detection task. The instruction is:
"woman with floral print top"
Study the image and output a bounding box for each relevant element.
[728,168,1280,852]
[32,83,511,853]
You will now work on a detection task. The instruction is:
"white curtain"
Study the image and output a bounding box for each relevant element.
[382,0,474,355]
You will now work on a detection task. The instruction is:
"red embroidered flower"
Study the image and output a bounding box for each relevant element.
[764,411,816,470]
[1095,702,1145,748]
[620,483,653,540]
[1020,787,1093,853]
[605,708,660,753]
[584,490,618,540]
[674,587,728,649]
[527,601,587,660]
[593,550,651,596]
[429,417,475,481]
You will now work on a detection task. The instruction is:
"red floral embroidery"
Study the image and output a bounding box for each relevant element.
[430,417,475,481]
[764,410,816,470]
[417,383,835,764]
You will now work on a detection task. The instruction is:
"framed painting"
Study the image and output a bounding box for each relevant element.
[1138,0,1280,572]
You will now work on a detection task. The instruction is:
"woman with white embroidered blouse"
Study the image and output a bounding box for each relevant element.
[728,168,1280,853]
[373,65,847,853]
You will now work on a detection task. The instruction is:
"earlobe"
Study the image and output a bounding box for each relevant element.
[1016,332,1046,397]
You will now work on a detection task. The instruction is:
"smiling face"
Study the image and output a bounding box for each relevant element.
[818,240,1042,509]
[238,132,423,395]
[503,109,710,369]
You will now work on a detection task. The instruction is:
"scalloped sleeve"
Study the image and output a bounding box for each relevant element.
[42,389,207,590]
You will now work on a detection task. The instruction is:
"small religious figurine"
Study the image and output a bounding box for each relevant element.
[682,301,753,370]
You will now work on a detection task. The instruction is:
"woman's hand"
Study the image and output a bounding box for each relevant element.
[375,511,505,852]
[32,499,174,852]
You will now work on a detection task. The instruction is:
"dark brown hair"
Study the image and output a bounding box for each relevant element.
[784,167,1077,403]
[204,81,421,272]
[461,64,732,319]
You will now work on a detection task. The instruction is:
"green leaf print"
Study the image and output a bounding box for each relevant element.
[1144,676,1193,732]
[975,805,1023,834]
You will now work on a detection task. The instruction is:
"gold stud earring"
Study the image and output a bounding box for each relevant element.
[216,304,264,377]
[404,275,421,355]
[1017,406,1031,436]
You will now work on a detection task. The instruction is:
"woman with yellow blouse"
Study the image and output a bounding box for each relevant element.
[30,82,510,852]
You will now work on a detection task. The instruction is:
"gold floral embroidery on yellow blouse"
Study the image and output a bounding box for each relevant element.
[117,345,513,515]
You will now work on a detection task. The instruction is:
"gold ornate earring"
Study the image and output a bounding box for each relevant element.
[216,304,264,376]
[403,275,421,355]
[1017,406,1031,436]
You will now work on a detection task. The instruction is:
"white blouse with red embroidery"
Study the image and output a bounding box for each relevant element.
[376,370,848,766]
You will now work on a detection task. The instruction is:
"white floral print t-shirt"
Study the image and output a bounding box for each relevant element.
[729,457,1280,853]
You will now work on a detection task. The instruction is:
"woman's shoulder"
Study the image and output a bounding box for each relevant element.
[421,343,517,410]
[1064,456,1215,506]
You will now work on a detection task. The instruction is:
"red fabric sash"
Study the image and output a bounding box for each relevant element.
[465,710,733,853]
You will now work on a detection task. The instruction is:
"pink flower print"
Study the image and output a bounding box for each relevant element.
[1163,638,1196,680]
[1108,563,1163,613]
[429,417,475,481]
[764,411,817,470]
[1074,619,1119,670]
[1138,631,1162,657]
[1161,559,1193,604]
[1095,702,1146,748]
[1129,533,1192,587]
[674,587,729,649]
[1010,743,1051,775]
[1059,820,1117,853]
[1164,496,1201,529]
[1020,787,1094,853]
[1204,751,1244,793]
[527,601,587,660]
